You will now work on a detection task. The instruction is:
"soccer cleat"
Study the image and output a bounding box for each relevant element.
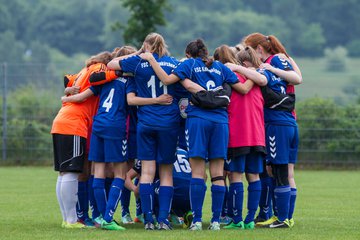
[256,215,278,227]
[93,216,103,228]
[169,213,183,225]
[183,211,193,229]
[254,216,267,224]
[223,221,244,230]
[79,218,95,228]
[61,221,66,228]
[64,222,86,229]
[219,216,232,225]
[101,220,126,230]
[244,221,255,229]
[134,214,144,223]
[144,222,155,230]
[208,221,221,230]
[289,218,295,228]
[158,222,173,230]
[121,213,134,224]
[269,219,290,228]
[189,221,202,231]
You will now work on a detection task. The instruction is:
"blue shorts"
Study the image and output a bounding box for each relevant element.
[265,124,299,165]
[137,122,178,164]
[128,131,137,160]
[225,152,264,173]
[88,133,128,163]
[186,117,229,160]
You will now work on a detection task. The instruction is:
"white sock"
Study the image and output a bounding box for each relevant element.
[61,172,79,224]
[56,175,66,222]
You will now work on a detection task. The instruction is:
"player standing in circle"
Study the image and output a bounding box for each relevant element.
[213,45,266,230]
[227,43,300,228]
[52,52,113,229]
[139,39,262,231]
[107,33,182,230]
[61,47,137,230]
[244,33,302,228]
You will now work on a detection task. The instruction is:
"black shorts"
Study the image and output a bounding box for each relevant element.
[53,134,86,173]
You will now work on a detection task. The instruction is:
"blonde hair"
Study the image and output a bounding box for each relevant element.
[144,32,169,58]
[236,46,263,68]
[213,45,239,65]
[85,51,113,67]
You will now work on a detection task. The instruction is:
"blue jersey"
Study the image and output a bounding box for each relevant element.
[90,76,133,139]
[120,54,181,128]
[173,58,238,123]
[173,148,191,180]
[260,56,296,126]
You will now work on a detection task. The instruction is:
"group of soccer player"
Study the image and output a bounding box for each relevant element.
[51,31,302,231]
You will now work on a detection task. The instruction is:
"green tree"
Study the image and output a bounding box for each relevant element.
[120,0,170,47]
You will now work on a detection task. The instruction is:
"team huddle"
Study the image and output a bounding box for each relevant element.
[51,32,302,231]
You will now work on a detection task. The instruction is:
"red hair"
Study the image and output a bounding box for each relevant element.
[243,32,289,58]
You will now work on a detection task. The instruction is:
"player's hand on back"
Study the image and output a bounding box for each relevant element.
[156,94,173,105]
[65,86,80,95]
[139,52,154,62]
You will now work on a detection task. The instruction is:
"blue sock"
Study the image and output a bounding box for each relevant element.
[221,186,229,217]
[139,183,154,224]
[274,185,291,221]
[93,178,107,217]
[229,182,244,224]
[288,188,297,219]
[227,183,234,218]
[134,178,142,216]
[77,181,89,221]
[211,184,226,223]
[158,186,174,224]
[258,176,273,220]
[103,178,124,223]
[105,177,113,197]
[88,176,100,219]
[190,178,207,223]
[272,178,278,217]
[121,187,131,217]
[245,180,261,224]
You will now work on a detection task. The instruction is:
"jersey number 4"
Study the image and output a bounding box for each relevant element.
[102,88,115,112]
[147,75,168,98]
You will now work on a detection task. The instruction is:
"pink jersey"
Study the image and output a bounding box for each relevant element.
[228,73,265,148]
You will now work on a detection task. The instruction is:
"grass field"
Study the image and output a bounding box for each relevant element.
[294,58,359,103]
[1,167,359,240]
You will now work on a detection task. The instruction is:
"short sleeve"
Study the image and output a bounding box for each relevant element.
[222,64,239,84]
[172,59,193,80]
[271,56,293,71]
[120,55,142,74]
[90,85,100,96]
[126,78,137,94]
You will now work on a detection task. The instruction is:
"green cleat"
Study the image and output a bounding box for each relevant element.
[61,221,66,228]
[101,220,126,231]
[256,215,278,228]
[244,221,255,229]
[289,218,295,228]
[183,211,193,229]
[223,221,244,230]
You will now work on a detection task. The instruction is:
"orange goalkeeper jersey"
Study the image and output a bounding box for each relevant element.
[51,63,106,138]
